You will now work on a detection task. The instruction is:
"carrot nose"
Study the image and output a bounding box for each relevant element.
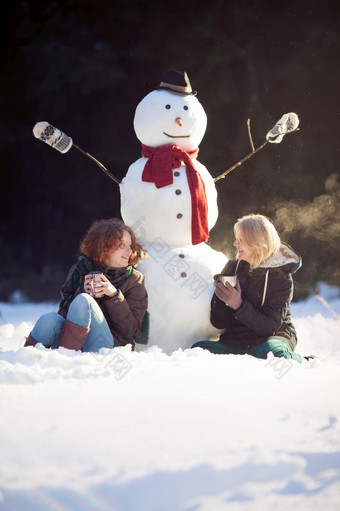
[175,117,183,127]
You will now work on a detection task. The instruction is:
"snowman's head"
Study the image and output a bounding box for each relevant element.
[134,89,207,151]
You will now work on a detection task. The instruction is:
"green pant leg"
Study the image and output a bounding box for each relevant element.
[249,338,303,363]
[191,340,246,355]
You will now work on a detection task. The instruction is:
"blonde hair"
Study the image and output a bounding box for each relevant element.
[234,214,281,269]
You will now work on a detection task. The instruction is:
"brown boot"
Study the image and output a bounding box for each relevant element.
[58,320,90,351]
[24,333,37,347]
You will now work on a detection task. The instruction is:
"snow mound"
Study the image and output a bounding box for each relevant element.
[0,285,340,510]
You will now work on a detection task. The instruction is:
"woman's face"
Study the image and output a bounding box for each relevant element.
[103,230,133,268]
[233,228,253,264]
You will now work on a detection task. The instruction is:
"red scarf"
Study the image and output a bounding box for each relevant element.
[141,144,209,245]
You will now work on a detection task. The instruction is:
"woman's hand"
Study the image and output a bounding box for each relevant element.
[83,274,93,295]
[83,274,117,298]
[100,274,118,298]
[214,278,242,310]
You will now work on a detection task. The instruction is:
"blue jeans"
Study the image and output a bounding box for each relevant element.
[192,338,303,363]
[31,293,114,352]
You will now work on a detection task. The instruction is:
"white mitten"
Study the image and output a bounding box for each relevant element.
[266,113,299,143]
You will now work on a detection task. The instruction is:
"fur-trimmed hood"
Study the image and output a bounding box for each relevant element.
[258,243,302,274]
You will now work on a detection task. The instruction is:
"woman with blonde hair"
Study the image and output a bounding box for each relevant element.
[24,218,148,352]
[192,214,311,362]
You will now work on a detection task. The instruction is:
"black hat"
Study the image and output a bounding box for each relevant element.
[158,69,197,95]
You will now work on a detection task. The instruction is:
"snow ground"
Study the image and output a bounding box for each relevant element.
[0,282,340,511]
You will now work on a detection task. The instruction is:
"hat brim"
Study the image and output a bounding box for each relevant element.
[157,85,197,96]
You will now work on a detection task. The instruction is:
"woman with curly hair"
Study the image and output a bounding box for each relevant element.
[24,218,148,352]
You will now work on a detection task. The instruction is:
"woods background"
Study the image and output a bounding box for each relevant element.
[1,0,340,302]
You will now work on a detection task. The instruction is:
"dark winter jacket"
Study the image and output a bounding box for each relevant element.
[210,243,301,351]
[58,255,148,349]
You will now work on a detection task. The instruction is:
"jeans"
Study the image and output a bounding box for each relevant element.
[192,338,303,363]
[31,293,114,352]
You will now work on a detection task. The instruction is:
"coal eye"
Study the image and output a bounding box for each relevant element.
[165,104,171,109]
[183,105,189,111]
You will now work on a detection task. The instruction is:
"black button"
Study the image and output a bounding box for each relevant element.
[175,189,181,195]
[180,272,187,278]
[176,213,183,219]
[174,171,180,177]
[179,254,185,258]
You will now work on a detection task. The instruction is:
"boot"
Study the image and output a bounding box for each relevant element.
[24,333,37,347]
[58,320,89,351]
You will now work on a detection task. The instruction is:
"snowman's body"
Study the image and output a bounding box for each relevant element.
[120,86,228,353]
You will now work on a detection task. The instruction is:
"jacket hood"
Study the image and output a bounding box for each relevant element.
[258,243,302,274]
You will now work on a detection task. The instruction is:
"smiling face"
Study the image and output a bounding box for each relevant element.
[233,227,254,265]
[102,230,133,268]
[133,90,207,150]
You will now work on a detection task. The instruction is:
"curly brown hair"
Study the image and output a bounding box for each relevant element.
[79,218,146,267]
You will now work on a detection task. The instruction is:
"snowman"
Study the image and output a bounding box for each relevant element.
[120,69,228,353]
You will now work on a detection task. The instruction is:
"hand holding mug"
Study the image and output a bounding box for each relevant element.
[84,273,117,298]
[214,274,242,310]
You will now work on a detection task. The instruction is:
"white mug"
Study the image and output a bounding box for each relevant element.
[217,274,237,287]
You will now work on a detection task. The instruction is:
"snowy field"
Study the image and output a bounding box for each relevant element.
[0,283,340,511]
